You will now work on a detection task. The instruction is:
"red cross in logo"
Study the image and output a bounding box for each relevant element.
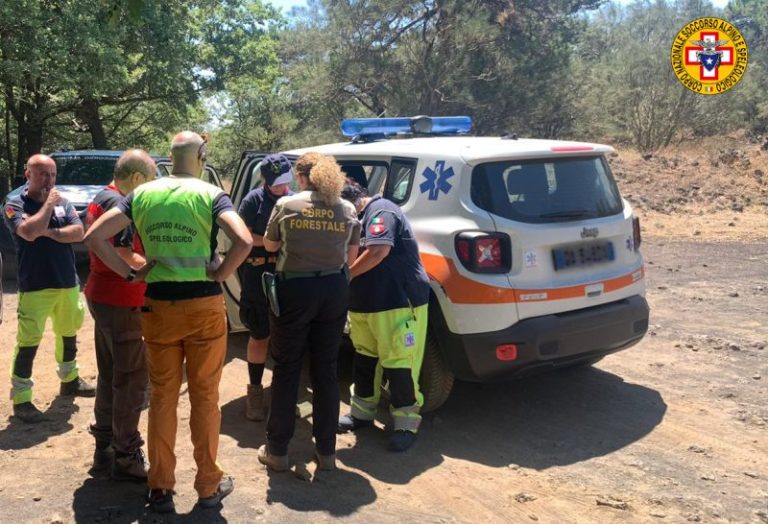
[685,31,734,81]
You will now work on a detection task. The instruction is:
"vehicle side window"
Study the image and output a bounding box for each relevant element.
[386,158,417,204]
[340,162,389,196]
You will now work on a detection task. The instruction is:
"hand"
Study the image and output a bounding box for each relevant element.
[206,253,223,282]
[44,188,62,207]
[132,260,156,283]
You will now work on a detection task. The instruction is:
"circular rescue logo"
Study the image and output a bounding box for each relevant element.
[670,17,748,95]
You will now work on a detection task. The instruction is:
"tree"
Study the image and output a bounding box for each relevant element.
[569,0,742,151]
[275,0,603,142]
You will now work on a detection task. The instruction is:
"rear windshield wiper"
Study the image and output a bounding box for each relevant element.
[539,209,594,219]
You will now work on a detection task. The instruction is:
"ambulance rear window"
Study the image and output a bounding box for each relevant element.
[470,156,623,223]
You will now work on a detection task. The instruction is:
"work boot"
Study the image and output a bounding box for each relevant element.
[337,413,373,433]
[92,444,113,472]
[112,448,149,482]
[245,384,266,421]
[12,401,47,423]
[388,430,417,452]
[314,451,336,471]
[60,377,96,397]
[198,475,235,508]
[257,445,289,472]
[146,488,175,513]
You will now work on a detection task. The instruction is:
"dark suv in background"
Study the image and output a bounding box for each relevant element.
[0,150,224,280]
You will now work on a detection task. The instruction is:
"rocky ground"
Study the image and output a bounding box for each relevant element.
[0,137,766,523]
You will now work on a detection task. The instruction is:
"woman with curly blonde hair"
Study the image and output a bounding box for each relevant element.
[258,152,361,472]
[293,152,346,205]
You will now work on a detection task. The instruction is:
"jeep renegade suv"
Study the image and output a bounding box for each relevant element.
[218,116,650,411]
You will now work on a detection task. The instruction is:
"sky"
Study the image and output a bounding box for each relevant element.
[266,0,732,15]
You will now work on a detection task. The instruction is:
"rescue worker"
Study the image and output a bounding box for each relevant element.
[4,154,95,424]
[84,131,252,512]
[337,181,430,452]
[84,150,155,479]
[257,152,360,472]
[238,154,292,421]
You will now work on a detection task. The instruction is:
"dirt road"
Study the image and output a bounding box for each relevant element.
[0,236,765,523]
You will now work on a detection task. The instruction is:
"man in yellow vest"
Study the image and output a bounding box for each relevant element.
[84,131,252,513]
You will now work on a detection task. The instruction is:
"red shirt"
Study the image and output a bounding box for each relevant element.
[84,185,147,307]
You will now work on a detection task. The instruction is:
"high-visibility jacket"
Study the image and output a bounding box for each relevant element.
[133,176,223,283]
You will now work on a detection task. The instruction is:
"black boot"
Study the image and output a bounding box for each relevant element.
[12,402,47,423]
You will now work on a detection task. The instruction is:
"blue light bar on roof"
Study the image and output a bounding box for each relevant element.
[340,116,473,138]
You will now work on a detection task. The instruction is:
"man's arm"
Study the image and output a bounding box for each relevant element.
[208,210,252,282]
[349,244,390,279]
[251,232,266,247]
[15,200,56,242]
[42,223,84,243]
[115,247,147,268]
[84,208,152,281]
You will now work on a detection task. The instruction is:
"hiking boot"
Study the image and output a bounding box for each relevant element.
[337,413,373,433]
[388,430,417,452]
[314,451,336,471]
[146,488,175,513]
[245,384,266,421]
[198,475,234,508]
[112,448,148,482]
[257,445,289,472]
[92,445,113,472]
[12,401,47,423]
[59,377,96,397]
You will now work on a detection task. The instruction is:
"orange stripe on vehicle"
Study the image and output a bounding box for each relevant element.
[420,253,518,304]
[420,252,643,305]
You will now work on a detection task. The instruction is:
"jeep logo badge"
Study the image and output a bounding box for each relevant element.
[580,227,599,239]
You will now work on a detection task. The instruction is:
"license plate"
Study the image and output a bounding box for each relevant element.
[552,242,615,270]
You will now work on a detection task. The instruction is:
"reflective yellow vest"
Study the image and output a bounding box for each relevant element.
[133,176,223,283]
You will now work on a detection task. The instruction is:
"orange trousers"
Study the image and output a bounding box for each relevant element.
[141,295,227,497]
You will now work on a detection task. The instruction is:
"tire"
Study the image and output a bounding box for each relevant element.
[418,327,454,413]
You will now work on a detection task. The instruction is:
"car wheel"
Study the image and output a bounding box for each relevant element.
[419,327,455,413]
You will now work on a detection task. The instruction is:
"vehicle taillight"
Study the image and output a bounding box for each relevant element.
[632,216,641,251]
[454,232,511,273]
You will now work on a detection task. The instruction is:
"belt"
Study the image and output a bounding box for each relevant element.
[246,256,277,266]
[276,267,345,281]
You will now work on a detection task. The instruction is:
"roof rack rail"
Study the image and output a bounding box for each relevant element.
[341,116,473,142]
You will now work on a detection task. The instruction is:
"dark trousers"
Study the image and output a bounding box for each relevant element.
[267,273,348,456]
[87,300,148,454]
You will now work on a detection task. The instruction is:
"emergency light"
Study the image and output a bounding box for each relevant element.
[340,116,473,139]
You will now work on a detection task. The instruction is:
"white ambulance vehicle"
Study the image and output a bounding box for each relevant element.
[220,116,650,411]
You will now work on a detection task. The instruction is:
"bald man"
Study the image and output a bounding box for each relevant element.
[4,154,95,424]
[84,150,156,480]
[85,132,252,512]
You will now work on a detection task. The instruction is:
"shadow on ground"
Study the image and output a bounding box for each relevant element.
[72,476,234,523]
[338,366,667,484]
[0,396,78,450]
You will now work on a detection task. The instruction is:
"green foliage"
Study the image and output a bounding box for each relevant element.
[1,0,766,189]
[272,0,603,142]
[725,0,768,135]
[0,0,280,190]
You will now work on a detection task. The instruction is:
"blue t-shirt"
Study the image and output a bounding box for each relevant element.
[4,191,81,292]
[238,186,291,258]
[349,196,430,313]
